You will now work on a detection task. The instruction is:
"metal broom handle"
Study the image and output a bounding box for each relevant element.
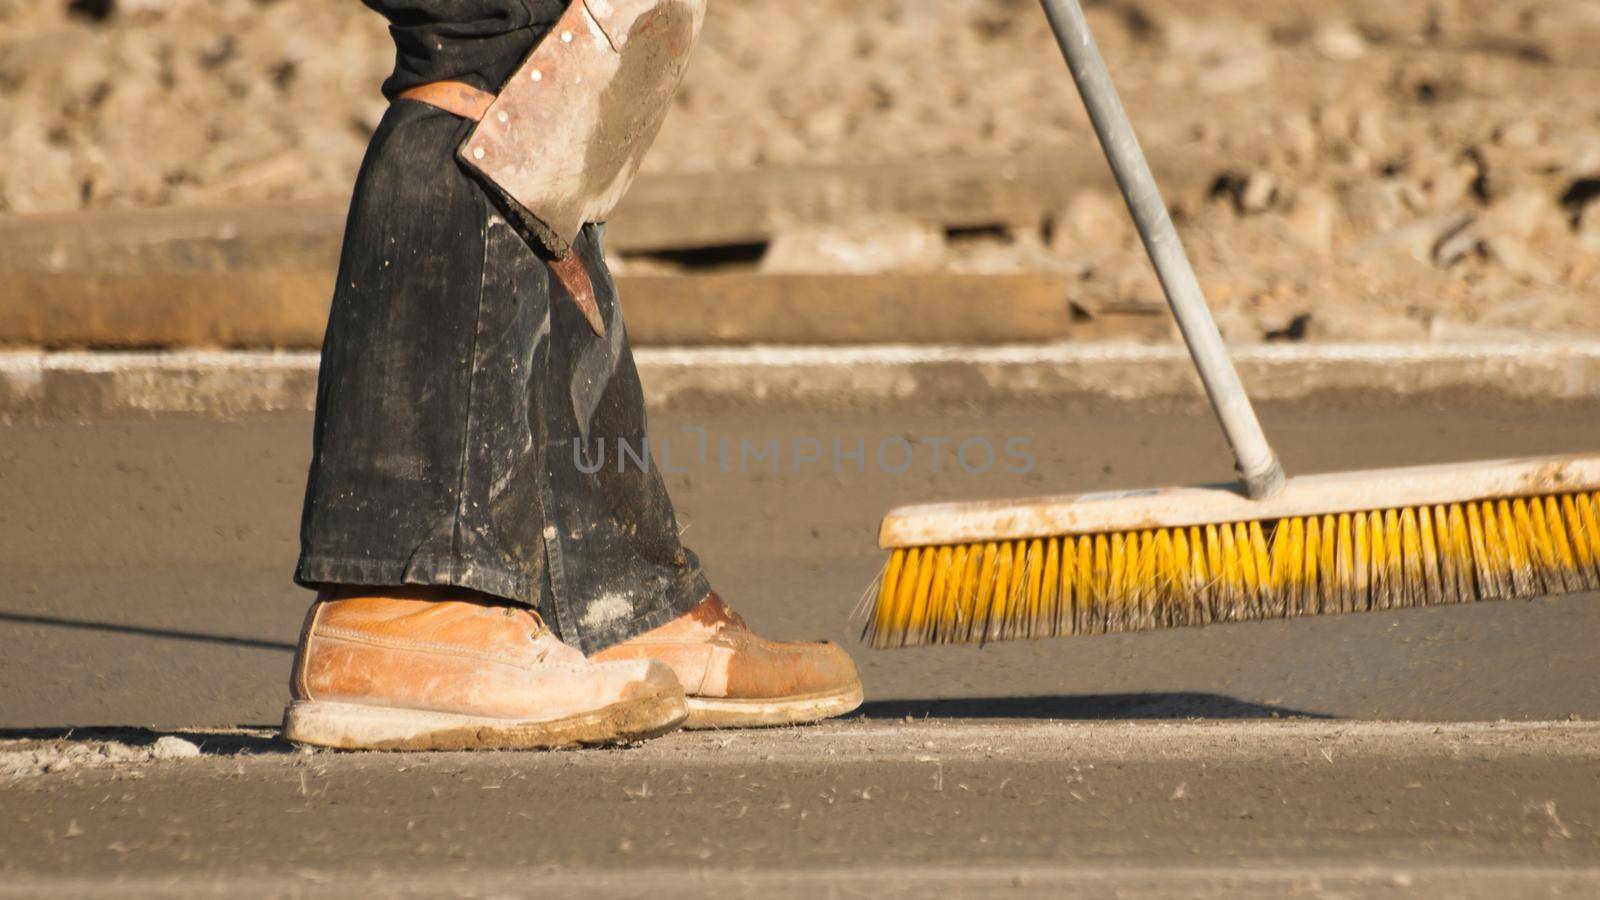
[1040,0,1286,500]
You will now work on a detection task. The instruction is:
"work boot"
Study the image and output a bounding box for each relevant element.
[282,588,688,751]
[591,593,863,728]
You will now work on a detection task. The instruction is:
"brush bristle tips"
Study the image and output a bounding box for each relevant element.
[864,492,1600,648]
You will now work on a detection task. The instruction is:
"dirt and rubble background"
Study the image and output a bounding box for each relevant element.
[1,0,1599,344]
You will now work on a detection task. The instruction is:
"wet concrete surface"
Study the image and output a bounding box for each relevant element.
[2,398,1598,894]
[3,398,1599,728]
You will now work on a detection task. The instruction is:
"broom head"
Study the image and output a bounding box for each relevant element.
[866,454,1600,648]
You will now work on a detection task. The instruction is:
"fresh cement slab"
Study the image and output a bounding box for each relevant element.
[3,398,1599,896]
[1,398,1598,728]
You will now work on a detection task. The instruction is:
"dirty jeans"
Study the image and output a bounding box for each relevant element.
[294,100,709,654]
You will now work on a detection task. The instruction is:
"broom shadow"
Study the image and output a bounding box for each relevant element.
[0,610,295,652]
[859,693,1331,720]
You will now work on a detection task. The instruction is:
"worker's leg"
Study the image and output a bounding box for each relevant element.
[532,224,712,654]
[289,108,856,741]
[294,105,555,606]
[554,230,864,729]
[284,105,685,750]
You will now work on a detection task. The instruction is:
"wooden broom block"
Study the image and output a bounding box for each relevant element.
[878,453,1600,549]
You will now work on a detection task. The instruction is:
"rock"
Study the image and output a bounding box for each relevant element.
[1284,188,1341,254]
[1431,218,1482,267]
[760,217,946,275]
[1339,180,1420,234]
[1346,213,1474,268]
[0,1,61,25]
[1048,191,1131,257]
[1390,141,1480,208]
[1351,111,1388,158]
[1482,233,1550,280]
[1460,146,1495,203]
[1310,305,1431,341]
[1099,251,1164,305]
[1238,172,1279,215]
[1263,312,1313,342]
[949,229,1072,276]
[1424,159,1480,210]
[1493,121,1544,149]
[150,736,202,760]
[1392,61,1468,106]
[1275,113,1319,168]
[1211,170,1279,216]
[1563,178,1600,228]
[1481,188,1562,240]
[1519,1,1600,65]
[1332,144,1372,172]
[1577,203,1600,255]
[1313,23,1367,61]
[0,111,81,214]
[117,0,171,18]
[1162,19,1272,95]
[1424,0,1461,38]
[1315,104,1353,146]
[1427,318,1560,343]
[1195,52,1270,95]
[1210,302,1261,343]
[1474,288,1594,332]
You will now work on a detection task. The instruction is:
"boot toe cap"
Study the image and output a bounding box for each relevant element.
[730,639,861,700]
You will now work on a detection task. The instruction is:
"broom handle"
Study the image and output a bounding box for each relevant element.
[1040,0,1286,500]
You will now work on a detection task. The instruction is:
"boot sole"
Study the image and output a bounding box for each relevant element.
[282,689,688,751]
[684,683,864,729]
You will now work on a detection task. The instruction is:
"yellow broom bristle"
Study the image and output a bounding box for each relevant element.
[865,492,1600,648]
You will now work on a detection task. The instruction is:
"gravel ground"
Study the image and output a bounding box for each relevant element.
[2,0,1599,339]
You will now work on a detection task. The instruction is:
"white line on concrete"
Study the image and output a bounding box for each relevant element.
[6,341,1600,373]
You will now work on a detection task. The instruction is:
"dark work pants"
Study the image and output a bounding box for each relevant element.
[295,99,709,654]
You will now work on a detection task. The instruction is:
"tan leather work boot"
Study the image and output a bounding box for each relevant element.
[283,589,687,751]
[591,593,863,728]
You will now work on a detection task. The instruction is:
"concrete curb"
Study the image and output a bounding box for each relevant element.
[3,343,1598,417]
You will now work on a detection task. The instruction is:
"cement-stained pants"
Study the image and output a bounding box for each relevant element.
[295,99,708,654]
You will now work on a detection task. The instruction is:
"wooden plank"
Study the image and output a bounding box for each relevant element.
[619,274,1071,345]
[0,150,1220,347]
[0,272,334,348]
[0,149,1210,272]
[0,271,1074,348]
[607,148,1210,252]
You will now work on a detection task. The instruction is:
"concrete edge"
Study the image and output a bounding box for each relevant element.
[2,342,1599,417]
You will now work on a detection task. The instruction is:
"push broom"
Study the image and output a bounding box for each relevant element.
[865,0,1600,648]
